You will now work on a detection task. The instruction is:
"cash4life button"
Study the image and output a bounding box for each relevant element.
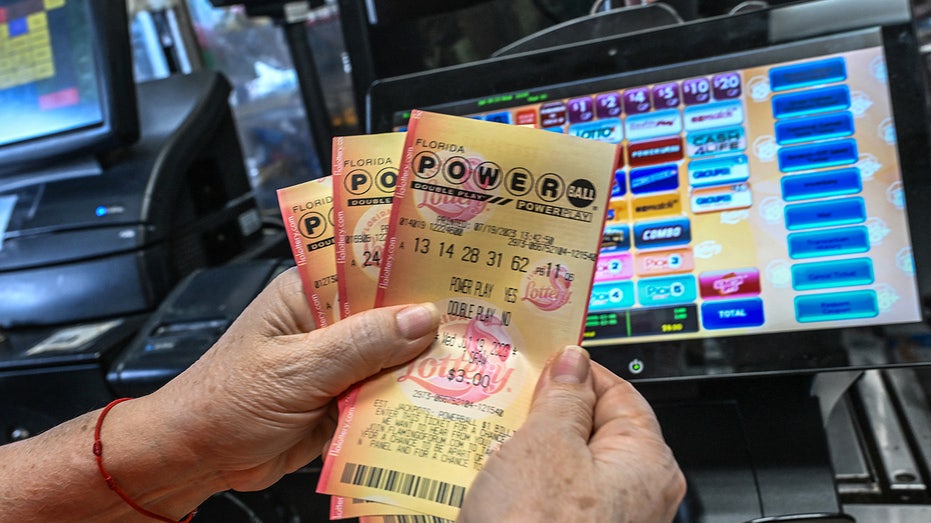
[701,298,765,330]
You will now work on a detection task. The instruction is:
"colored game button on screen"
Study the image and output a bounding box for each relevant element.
[683,101,744,132]
[595,251,634,282]
[775,111,855,145]
[484,111,512,124]
[633,192,682,220]
[634,217,691,249]
[636,247,694,277]
[625,109,682,141]
[781,168,862,202]
[778,139,858,173]
[787,225,870,259]
[769,57,847,92]
[590,281,636,311]
[771,85,851,119]
[637,275,697,306]
[701,298,765,329]
[791,258,874,291]
[628,136,683,167]
[795,290,878,323]
[687,126,746,158]
[540,101,567,127]
[691,183,752,214]
[688,154,749,188]
[602,223,631,251]
[699,268,761,299]
[569,118,623,143]
[630,164,679,194]
[784,197,866,230]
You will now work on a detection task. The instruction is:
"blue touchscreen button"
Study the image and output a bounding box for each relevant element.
[784,197,866,230]
[701,298,765,329]
[612,170,627,197]
[688,154,750,188]
[590,281,636,312]
[629,164,679,194]
[778,139,858,173]
[769,58,847,92]
[484,111,512,124]
[637,275,697,307]
[795,290,878,323]
[634,218,691,249]
[771,86,851,118]
[775,112,854,145]
[602,224,631,252]
[781,168,862,201]
[787,226,870,259]
[792,258,874,291]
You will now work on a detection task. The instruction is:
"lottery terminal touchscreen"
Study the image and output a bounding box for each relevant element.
[388,28,926,349]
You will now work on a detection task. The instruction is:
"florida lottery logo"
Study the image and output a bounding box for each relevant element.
[395,299,526,418]
[522,261,574,312]
[410,146,500,222]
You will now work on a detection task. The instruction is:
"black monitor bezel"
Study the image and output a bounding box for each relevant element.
[0,0,139,175]
[367,0,931,382]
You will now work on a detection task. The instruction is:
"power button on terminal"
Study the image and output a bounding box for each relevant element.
[628,358,644,375]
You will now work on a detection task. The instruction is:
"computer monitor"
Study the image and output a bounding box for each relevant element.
[0,0,138,176]
[367,0,931,381]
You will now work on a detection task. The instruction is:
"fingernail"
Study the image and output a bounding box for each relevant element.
[396,303,440,339]
[550,346,590,384]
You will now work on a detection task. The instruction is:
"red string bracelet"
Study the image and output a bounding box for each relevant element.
[93,397,196,523]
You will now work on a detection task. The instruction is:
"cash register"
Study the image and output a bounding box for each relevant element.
[0,0,263,442]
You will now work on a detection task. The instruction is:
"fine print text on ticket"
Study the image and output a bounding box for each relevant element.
[317,110,619,521]
[277,176,339,328]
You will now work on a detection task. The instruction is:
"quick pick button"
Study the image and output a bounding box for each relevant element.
[628,358,645,375]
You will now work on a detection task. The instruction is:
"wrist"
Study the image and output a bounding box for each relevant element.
[96,395,227,520]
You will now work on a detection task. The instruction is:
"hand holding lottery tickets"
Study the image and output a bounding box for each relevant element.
[459,346,687,523]
[0,268,441,521]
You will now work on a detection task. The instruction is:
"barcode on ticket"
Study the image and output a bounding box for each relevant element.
[381,516,452,523]
[340,463,466,508]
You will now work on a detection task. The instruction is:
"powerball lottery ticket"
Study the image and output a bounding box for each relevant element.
[318,110,619,520]
[333,132,406,317]
[277,176,339,328]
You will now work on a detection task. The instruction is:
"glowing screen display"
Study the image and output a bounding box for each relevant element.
[396,43,921,346]
[0,0,104,147]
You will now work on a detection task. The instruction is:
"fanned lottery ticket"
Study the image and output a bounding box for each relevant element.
[276,176,339,328]
[333,132,406,317]
[318,110,619,520]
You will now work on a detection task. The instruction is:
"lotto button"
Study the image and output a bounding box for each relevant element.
[784,197,866,231]
[778,139,858,173]
[795,290,878,323]
[791,258,874,291]
[787,226,870,259]
[701,298,765,330]
[781,168,862,202]
[772,85,851,119]
[569,118,624,144]
[769,57,847,92]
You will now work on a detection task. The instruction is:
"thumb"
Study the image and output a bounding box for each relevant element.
[288,303,440,399]
[524,346,596,441]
